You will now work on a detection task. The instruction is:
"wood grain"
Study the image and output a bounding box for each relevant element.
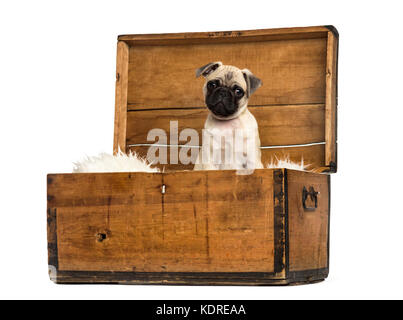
[286,170,329,272]
[48,170,276,273]
[118,26,330,45]
[113,41,129,154]
[127,144,325,172]
[325,31,338,169]
[53,270,293,285]
[126,104,325,147]
[126,38,327,109]
[273,169,286,276]
[162,170,275,272]
[47,207,58,269]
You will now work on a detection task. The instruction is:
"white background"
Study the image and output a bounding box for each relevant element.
[1,0,402,300]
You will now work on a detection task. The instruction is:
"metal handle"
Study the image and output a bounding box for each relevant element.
[302,186,319,211]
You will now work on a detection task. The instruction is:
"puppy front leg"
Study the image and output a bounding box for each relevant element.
[193,148,219,171]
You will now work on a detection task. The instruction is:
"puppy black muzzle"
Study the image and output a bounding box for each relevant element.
[206,87,238,117]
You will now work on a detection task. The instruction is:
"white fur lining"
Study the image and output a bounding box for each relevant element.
[266,156,308,171]
[73,151,160,173]
[73,152,309,173]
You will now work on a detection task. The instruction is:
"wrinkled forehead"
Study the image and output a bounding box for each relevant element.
[206,65,246,87]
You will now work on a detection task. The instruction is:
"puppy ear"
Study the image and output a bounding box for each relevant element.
[242,69,262,97]
[195,61,222,78]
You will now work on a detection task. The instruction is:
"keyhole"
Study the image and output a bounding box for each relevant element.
[96,233,107,242]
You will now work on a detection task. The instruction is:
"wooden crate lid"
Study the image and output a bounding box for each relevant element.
[114,26,338,173]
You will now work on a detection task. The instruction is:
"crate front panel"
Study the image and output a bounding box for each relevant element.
[48,170,276,273]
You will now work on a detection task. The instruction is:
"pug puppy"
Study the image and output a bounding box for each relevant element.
[194,62,264,171]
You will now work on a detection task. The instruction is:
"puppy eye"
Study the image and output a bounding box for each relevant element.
[234,87,244,97]
[207,81,218,90]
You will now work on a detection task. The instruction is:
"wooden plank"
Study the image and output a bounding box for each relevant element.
[126,104,325,147]
[47,207,58,270]
[118,26,330,44]
[286,170,329,272]
[47,172,161,208]
[126,38,327,108]
[48,172,162,272]
[127,144,325,172]
[325,31,338,170]
[162,170,275,272]
[53,271,291,285]
[273,169,286,277]
[113,41,129,154]
[47,170,275,273]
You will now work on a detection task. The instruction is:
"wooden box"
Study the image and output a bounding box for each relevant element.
[47,26,338,285]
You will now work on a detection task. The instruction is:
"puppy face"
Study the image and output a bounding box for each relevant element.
[196,62,262,120]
